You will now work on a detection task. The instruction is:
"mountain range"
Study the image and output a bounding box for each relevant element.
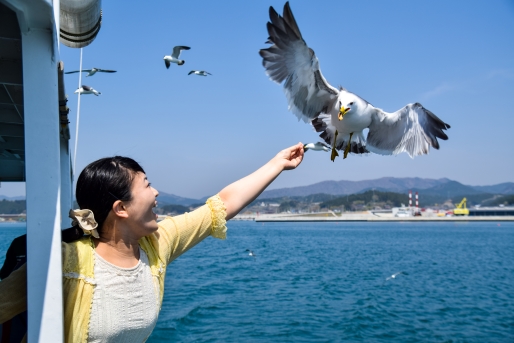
[0,195,25,201]
[157,192,208,206]
[2,178,513,206]
[164,178,514,206]
[258,177,514,199]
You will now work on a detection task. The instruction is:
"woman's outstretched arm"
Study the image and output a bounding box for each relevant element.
[219,142,304,220]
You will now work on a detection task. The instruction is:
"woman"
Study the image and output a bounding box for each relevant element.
[0,143,304,342]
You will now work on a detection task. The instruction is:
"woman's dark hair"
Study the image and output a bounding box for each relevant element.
[76,156,145,233]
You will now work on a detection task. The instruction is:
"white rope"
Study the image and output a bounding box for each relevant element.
[73,47,83,175]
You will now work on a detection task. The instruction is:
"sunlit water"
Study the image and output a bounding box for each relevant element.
[2,221,513,342]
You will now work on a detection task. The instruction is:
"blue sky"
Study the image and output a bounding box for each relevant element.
[2,0,514,199]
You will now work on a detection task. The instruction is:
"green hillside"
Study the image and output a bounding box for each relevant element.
[0,199,26,214]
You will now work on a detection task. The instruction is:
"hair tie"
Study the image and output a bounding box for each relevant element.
[69,209,100,238]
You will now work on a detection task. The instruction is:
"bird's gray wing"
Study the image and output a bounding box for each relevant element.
[259,2,338,123]
[165,60,170,69]
[172,46,191,59]
[81,85,92,91]
[97,69,117,73]
[65,69,92,74]
[366,103,450,157]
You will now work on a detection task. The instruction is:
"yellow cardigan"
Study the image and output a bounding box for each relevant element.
[0,195,226,343]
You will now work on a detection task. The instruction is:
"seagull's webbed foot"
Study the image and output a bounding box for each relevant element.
[343,132,354,159]
[331,147,339,162]
[331,130,339,162]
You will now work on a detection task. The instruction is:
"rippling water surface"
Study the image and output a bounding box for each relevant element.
[2,221,513,342]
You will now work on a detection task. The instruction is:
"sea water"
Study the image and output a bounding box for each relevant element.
[1,221,513,342]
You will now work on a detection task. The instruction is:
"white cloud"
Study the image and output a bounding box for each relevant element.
[487,69,514,80]
[420,82,456,101]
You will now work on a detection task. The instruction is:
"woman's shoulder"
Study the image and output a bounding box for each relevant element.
[62,236,95,276]
[62,235,92,251]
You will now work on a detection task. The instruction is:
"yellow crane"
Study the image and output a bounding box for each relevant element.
[454,198,469,216]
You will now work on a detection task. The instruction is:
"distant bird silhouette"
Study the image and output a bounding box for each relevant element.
[386,271,407,281]
[246,249,256,258]
[74,85,101,96]
[65,68,116,77]
[164,46,190,68]
[188,70,212,76]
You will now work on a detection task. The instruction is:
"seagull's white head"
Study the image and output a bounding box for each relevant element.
[337,93,364,120]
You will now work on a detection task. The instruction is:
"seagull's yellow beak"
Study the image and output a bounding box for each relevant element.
[338,106,349,120]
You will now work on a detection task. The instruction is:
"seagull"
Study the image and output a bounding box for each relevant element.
[304,142,330,152]
[259,2,450,162]
[188,70,212,76]
[386,271,407,281]
[246,249,256,257]
[65,68,116,77]
[74,85,101,96]
[164,46,191,68]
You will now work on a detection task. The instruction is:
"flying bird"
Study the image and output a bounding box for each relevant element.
[259,2,450,162]
[74,85,101,96]
[246,249,256,258]
[65,68,116,77]
[304,142,330,152]
[188,70,212,76]
[164,46,191,68]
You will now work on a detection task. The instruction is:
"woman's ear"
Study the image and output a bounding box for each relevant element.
[112,200,129,218]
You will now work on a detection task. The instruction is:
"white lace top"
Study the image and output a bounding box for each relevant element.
[88,248,160,343]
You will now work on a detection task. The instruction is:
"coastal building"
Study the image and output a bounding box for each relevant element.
[468,206,514,216]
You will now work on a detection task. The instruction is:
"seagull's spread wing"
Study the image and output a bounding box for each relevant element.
[172,46,190,59]
[97,69,117,73]
[259,2,338,123]
[367,103,450,157]
[65,69,92,74]
[81,85,92,91]
[188,70,195,75]
[164,60,171,69]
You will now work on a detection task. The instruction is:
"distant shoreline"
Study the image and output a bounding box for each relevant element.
[252,216,514,222]
[230,212,514,222]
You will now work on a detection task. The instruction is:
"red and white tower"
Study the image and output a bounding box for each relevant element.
[415,192,419,211]
[409,190,412,208]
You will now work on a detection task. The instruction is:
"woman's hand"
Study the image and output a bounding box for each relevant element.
[273,142,304,171]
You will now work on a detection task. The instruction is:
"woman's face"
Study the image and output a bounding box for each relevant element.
[123,172,159,236]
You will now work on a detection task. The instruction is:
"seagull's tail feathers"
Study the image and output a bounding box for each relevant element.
[341,132,368,155]
[312,115,369,155]
[178,60,185,66]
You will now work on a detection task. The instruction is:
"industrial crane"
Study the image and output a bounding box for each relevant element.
[454,198,469,216]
